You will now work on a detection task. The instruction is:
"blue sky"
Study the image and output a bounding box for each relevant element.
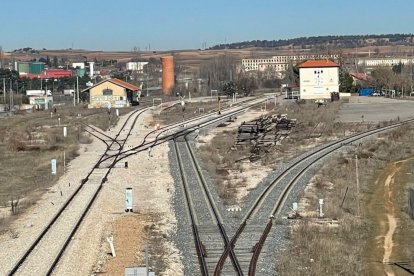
[1,0,413,51]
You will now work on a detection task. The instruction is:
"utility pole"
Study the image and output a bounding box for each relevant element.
[355,155,360,217]
[73,83,76,107]
[76,76,79,104]
[3,78,5,104]
[9,78,12,114]
[410,59,413,94]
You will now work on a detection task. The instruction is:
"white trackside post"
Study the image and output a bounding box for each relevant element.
[125,187,133,212]
[319,199,324,218]
[107,236,116,257]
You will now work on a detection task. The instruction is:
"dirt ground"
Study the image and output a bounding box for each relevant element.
[86,114,182,275]
[196,109,273,204]
[365,158,414,276]
[98,213,149,275]
[196,99,352,205]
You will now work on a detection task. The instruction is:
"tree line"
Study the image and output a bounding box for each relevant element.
[210,34,414,50]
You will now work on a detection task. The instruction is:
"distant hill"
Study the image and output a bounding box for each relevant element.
[210,34,414,50]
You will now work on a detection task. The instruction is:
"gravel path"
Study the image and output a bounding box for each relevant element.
[15,180,102,275]
[0,108,183,276]
[52,110,183,276]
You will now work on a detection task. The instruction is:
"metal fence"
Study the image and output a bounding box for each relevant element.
[409,187,414,219]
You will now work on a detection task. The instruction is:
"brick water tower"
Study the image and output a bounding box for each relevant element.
[161,56,174,95]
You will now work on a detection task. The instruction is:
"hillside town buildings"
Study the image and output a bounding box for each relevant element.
[356,57,414,69]
[241,54,340,72]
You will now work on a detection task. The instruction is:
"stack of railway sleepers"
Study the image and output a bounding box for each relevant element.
[275,117,296,130]
[236,116,273,145]
[235,114,296,161]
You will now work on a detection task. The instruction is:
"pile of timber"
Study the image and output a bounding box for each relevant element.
[236,115,296,145]
[235,114,296,161]
[275,115,296,130]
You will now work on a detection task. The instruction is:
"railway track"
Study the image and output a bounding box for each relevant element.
[80,122,121,149]
[7,107,147,276]
[113,96,274,165]
[5,95,272,275]
[213,118,414,275]
[173,136,243,275]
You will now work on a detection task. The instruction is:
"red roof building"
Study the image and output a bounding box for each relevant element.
[20,69,74,79]
[350,72,370,86]
[82,78,141,108]
[298,59,340,100]
[109,78,141,91]
[297,59,339,68]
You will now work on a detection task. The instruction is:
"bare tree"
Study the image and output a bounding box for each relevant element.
[370,68,395,89]
[199,54,238,91]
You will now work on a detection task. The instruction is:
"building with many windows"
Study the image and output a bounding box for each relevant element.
[298,60,339,100]
[356,57,414,69]
[241,54,340,72]
[126,61,149,72]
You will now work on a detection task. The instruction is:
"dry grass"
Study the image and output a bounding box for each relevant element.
[198,99,370,203]
[393,161,414,270]
[276,124,414,275]
[199,130,251,202]
[277,220,364,275]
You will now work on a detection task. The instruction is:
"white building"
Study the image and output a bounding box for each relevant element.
[72,62,85,69]
[126,61,149,72]
[356,57,414,68]
[298,60,339,100]
[242,54,340,72]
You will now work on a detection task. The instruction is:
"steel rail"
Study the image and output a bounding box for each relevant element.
[44,108,148,275]
[100,96,268,163]
[7,107,145,275]
[183,136,243,276]
[214,118,414,275]
[81,124,115,148]
[114,97,274,165]
[247,118,414,275]
[173,139,209,275]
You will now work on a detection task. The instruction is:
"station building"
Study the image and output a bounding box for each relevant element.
[298,60,339,100]
[82,78,140,108]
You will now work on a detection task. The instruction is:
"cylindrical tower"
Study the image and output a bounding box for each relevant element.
[161,56,174,95]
